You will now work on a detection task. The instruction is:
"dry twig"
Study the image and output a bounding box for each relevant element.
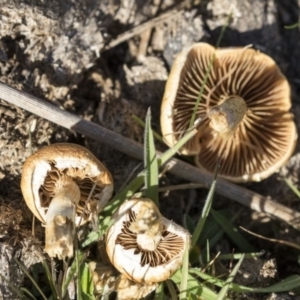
[104,5,184,50]
[240,227,300,250]
[0,81,299,229]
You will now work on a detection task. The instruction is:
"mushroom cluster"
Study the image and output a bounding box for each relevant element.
[106,198,190,286]
[161,43,297,182]
[21,143,114,259]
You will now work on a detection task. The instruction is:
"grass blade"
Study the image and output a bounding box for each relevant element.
[172,270,218,299]
[165,280,178,300]
[132,113,164,142]
[82,211,115,247]
[198,216,224,247]
[13,258,47,300]
[191,161,219,248]
[179,237,190,300]
[41,260,58,299]
[106,175,144,211]
[158,128,198,166]
[190,269,300,293]
[216,254,244,300]
[210,209,256,252]
[218,250,265,260]
[154,283,165,300]
[76,249,82,300]
[205,239,211,270]
[284,178,300,199]
[62,251,84,298]
[19,288,38,300]
[80,262,94,297]
[81,231,100,247]
[144,108,159,206]
[254,275,300,293]
[103,127,198,216]
[284,23,299,29]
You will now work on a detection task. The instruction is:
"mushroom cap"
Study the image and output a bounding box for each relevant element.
[88,261,117,295]
[106,198,191,284]
[160,43,297,182]
[116,274,158,300]
[21,143,114,225]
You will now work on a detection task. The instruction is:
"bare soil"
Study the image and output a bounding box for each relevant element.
[0,0,300,299]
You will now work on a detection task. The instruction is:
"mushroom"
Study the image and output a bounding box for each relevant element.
[106,198,190,284]
[160,43,297,182]
[21,143,114,259]
[88,261,117,296]
[116,274,158,300]
[88,263,158,299]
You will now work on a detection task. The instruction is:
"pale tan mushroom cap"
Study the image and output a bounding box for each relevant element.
[161,43,297,182]
[88,262,117,295]
[106,198,191,284]
[88,263,158,299]
[21,143,114,224]
[116,274,158,299]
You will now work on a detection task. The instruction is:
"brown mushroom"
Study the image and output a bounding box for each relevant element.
[21,143,114,259]
[88,262,117,296]
[116,274,158,300]
[105,198,190,284]
[88,263,158,299]
[161,43,297,182]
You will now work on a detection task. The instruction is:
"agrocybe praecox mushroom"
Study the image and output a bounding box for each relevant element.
[106,198,190,285]
[21,143,113,259]
[161,43,297,182]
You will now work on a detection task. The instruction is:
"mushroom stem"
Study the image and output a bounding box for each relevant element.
[129,201,163,251]
[44,177,81,259]
[136,228,162,251]
[208,95,247,140]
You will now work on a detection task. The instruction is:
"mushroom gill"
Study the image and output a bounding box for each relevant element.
[161,43,297,182]
[116,209,185,267]
[21,143,114,259]
[105,198,191,284]
[39,164,109,220]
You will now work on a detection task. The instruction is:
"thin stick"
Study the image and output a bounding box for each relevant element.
[240,227,300,251]
[0,81,299,228]
[158,183,207,192]
[104,7,184,50]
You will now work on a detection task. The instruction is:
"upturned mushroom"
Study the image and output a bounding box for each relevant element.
[106,198,190,284]
[21,143,114,259]
[160,43,297,182]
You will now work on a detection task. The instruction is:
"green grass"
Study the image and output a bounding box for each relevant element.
[144,108,159,206]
